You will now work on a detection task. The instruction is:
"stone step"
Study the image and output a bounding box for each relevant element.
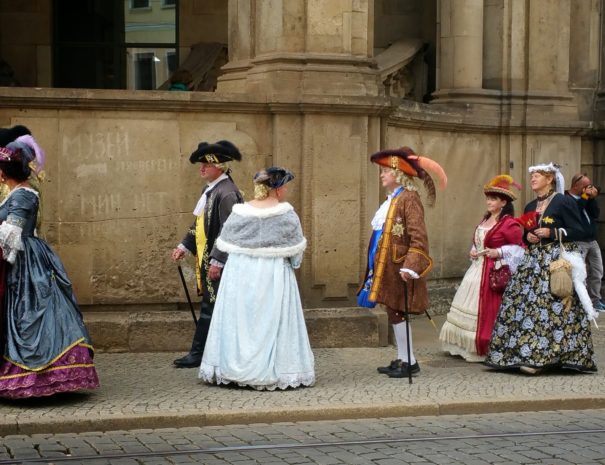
[83,284,456,352]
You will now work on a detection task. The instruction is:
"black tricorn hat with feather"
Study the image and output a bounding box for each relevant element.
[189,140,242,164]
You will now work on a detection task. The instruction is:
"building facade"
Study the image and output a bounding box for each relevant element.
[0,0,603,349]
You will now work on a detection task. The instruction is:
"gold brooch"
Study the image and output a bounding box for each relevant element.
[542,216,554,224]
[392,223,405,237]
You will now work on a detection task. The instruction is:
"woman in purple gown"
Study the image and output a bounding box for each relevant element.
[0,137,99,398]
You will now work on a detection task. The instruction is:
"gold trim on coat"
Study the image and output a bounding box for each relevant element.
[408,247,433,277]
[369,197,399,301]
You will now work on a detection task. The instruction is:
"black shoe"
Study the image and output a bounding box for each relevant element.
[377,359,402,374]
[173,353,202,368]
[387,362,420,378]
[173,310,213,368]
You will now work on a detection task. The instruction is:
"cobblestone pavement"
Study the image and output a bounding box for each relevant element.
[0,317,605,434]
[0,409,604,464]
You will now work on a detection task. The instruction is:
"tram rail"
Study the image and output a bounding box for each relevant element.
[0,427,604,464]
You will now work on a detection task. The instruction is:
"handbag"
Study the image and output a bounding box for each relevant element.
[489,259,512,293]
[550,232,573,301]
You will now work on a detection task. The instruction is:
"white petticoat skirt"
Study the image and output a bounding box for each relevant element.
[199,253,315,390]
[439,257,485,362]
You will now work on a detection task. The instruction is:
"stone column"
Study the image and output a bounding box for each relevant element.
[568,0,600,120]
[216,0,387,310]
[521,0,577,119]
[594,0,605,121]
[526,0,571,95]
[440,0,578,119]
[217,0,379,96]
[434,0,484,98]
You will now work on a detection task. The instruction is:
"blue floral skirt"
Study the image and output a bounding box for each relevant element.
[484,243,597,372]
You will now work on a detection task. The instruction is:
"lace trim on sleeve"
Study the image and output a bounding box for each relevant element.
[501,244,525,274]
[177,243,192,256]
[0,216,25,264]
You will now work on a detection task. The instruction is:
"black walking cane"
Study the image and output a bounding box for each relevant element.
[177,265,198,325]
[403,280,413,385]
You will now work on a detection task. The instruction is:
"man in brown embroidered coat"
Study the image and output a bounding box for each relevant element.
[359,147,446,379]
[370,188,432,315]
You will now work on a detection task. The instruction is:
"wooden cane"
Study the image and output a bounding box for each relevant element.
[403,280,413,385]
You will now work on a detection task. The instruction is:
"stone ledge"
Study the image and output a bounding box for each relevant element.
[4,397,605,436]
[82,284,457,352]
[84,307,390,352]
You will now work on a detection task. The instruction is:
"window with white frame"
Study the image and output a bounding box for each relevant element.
[130,0,150,10]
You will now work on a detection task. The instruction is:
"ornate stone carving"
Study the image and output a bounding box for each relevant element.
[374,39,428,102]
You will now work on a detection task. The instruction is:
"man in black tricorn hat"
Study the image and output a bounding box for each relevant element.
[171,140,243,368]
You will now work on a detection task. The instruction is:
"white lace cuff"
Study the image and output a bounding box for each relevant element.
[177,243,192,256]
[399,268,420,279]
[0,218,24,264]
[501,244,525,273]
[209,259,224,268]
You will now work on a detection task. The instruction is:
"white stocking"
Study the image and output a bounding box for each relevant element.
[393,321,416,365]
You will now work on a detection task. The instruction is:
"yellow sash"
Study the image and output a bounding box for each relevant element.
[195,215,207,295]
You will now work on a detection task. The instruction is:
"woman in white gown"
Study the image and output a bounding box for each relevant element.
[199,167,315,390]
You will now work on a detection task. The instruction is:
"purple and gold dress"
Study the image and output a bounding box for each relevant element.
[0,187,99,398]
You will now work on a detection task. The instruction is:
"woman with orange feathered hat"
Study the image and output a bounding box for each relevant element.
[358,146,446,379]
[439,175,525,362]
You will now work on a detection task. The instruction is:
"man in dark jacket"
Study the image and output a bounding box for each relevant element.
[567,173,604,310]
[171,140,243,368]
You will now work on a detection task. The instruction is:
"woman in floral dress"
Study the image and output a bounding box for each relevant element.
[485,163,597,375]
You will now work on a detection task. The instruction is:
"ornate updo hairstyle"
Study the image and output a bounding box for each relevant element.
[0,141,34,182]
[253,167,295,200]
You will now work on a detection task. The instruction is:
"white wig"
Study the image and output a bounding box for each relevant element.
[528,162,565,194]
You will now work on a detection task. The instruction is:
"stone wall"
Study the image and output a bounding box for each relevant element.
[0,0,602,350]
[0,87,588,312]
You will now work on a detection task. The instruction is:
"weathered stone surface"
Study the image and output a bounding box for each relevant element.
[84,307,389,352]
[0,0,602,349]
[83,280,456,352]
[304,308,381,348]
[84,312,130,353]
[127,311,196,352]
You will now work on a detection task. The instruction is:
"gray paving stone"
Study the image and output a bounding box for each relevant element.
[8,448,41,458]
[374,459,416,465]
[0,321,602,435]
[307,456,345,465]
